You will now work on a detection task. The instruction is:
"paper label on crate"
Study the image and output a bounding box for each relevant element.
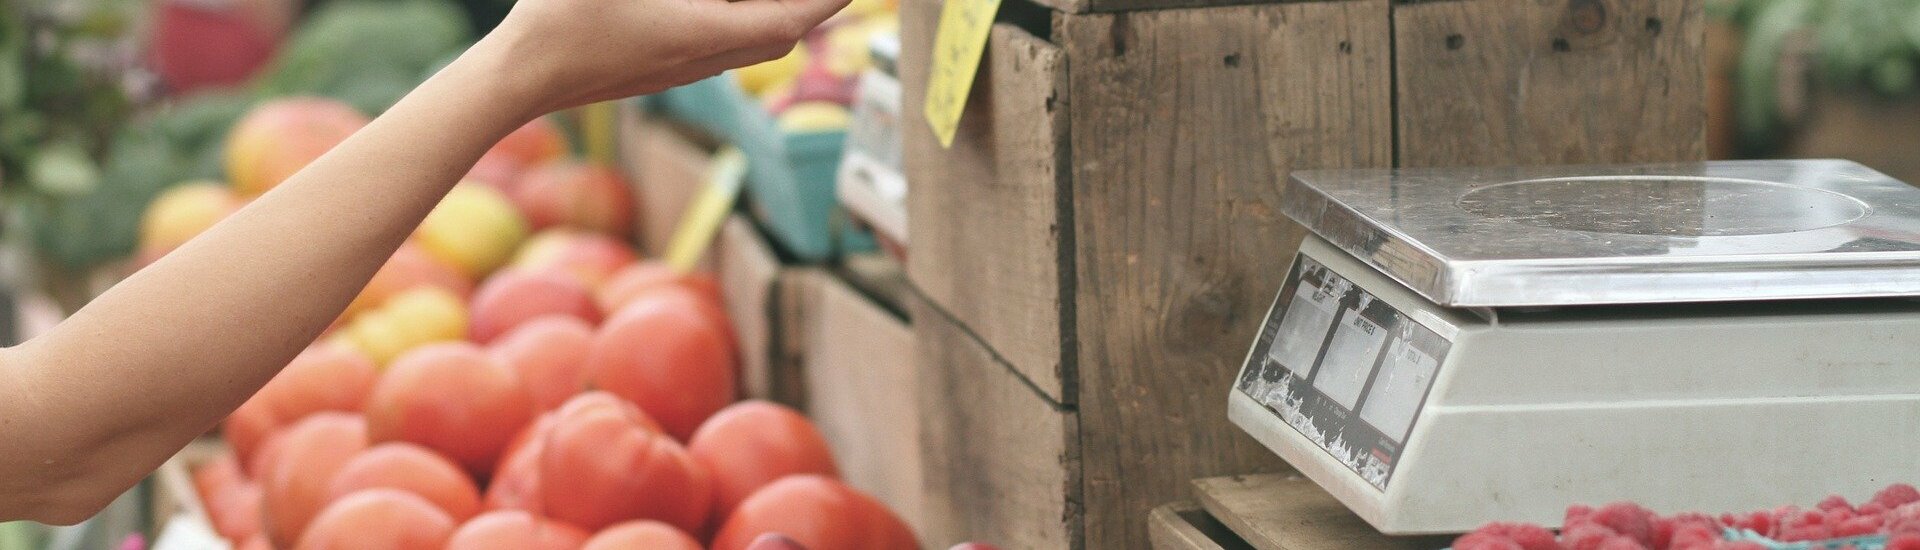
[924,0,1002,148]
[1236,254,1453,490]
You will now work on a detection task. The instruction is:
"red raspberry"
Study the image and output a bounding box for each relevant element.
[1859,502,1889,516]
[1818,495,1854,513]
[1823,507,1856,527]
[1562,524,1622,550]
[1591,503,1657,545]
[1655,513,1720,549]
[1716,543,1766,550]
[1472,523,1561,550]
[1566,505,1596,526]
[1877,485,1920,509]
[1594,538,1645,550]
[1833,515,1883,537]
[1776,524,1833,542]
[1890,534,1920,550]
[1666,523,1721,548]
[1791,510,1826,528]
[1453,533,1525,550]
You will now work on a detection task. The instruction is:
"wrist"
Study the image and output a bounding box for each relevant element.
[442,31,553,126]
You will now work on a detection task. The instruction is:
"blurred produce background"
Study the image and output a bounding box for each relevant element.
[1708,0,1920,181]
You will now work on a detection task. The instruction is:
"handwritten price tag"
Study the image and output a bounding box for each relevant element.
[923,0,1002,148]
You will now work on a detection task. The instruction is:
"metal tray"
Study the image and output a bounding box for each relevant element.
[1283,160,1920,308]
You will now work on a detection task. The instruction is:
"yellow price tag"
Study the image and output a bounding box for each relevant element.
[663,147,749,273]
[923,0,1002,149]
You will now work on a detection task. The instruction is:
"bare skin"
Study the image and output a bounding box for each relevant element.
[0,0,846,525]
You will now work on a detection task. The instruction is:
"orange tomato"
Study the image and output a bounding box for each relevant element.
[237,534,271,550]
[539,391,711,532]
[327,442,482,521]
[584,292,736,441]
[489,317,594,412]
[446,510,590,550]
[690,401,840,522]
[481,118,570,171]
[224,394,278,475]
[711,475,917,550]
[581,520,703,550]
[191,450,244,508]
[295,489,456,550]
[365,343,533,477]
[469,269,601,344]
[262,412,369,548]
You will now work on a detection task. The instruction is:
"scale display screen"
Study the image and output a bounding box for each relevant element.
[1236,254,1453,489]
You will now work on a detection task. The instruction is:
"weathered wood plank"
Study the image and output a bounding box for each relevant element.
[714,216,798,402]
[1061,2,1393,547]
[1192,475,1452,550]
[1394,0,1708,167]
[1149,501,1256,550]
[799,273,924,532]
[912,295,1079,550]
[900,7,1072,403]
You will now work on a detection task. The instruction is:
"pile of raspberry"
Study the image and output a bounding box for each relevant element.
[1453,484,1920,550]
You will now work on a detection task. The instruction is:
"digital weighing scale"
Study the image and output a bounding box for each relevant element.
[1227,159,1920,535]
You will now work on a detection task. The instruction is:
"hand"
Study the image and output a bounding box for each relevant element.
[471,0,849,116]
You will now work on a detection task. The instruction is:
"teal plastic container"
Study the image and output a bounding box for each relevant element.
[639,76,876,262]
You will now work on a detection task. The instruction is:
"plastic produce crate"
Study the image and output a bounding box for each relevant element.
[640,75,876,263]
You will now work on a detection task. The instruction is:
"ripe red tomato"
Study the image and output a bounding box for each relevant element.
[446,510,591,550]
[711,475,918,550]
[596,262,724,316]
[581,520,703,550]
[327,442,482,521]
[264,345,379,424]
[469,269,602,344]
[539,391,712,532]
[261,413,369,548]
[585,292,737,441]
[365,342,534,477]
[690,401,840,522]
[484,414,553,512]
[207,481,264,544]
[489,317,595,412]
[295,489,456,550]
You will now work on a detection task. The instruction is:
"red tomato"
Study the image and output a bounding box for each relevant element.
[295,489,456,550]
[264,345,379,425]
[469,269,602,344]
[539,391,712,532]
[581,520,703,550]
[327,442,482,521]
[236,534,271,550]
[584,293,736,441]
[365,343,534,477]
[511,230,637,289]
[596,262,724,315]
[261,413,369,548]
[489,317,595,412]
[207,481,264,544]
[225,387,280,474]
[711,475,917,550]
[447,510,590,550]
[512,161,636,236]
[745,534,811,550]
[484,414,554,512]
[690,401,840,522]
[191,451,244,508]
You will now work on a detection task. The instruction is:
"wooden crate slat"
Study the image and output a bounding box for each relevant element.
[798,271,925,532]
[1060,1,1393,546]
[912,295,1080,549]
[901,9,1073,403]
[1149,501,1257,550]
[1192,475,1452,550]
[1394,0,1708,167]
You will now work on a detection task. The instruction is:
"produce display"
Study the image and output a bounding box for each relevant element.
[161,97,924,549]
[1452,484,1920,550]
[731,0,899,132]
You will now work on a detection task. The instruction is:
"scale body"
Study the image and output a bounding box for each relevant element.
[1227,160,1920,535]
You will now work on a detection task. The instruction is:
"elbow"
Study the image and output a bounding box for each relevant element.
[25,493,114,526]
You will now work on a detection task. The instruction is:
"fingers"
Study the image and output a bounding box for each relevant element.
[699,0,852,49]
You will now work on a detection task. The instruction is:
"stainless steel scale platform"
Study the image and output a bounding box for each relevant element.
[1227,159,1920,534]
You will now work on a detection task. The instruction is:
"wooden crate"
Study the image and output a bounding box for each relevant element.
[616,102,716,259]
[714,215,817,404]
[786,266,924,533]
[901,0,1706,547]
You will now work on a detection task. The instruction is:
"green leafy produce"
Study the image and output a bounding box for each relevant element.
[255,0,473,114]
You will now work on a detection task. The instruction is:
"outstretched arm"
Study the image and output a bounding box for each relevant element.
[0,0,844,525]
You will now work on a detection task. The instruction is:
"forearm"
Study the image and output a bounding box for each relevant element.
[1,40,535,520]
